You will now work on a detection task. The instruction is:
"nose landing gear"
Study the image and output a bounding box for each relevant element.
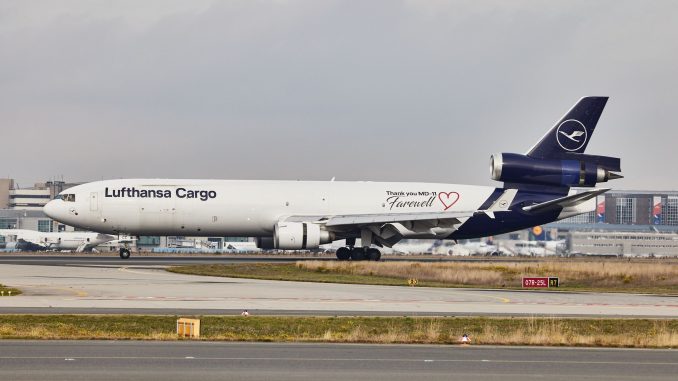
[119,248,131,259]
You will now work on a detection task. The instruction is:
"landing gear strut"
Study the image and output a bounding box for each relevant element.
[119,248,131,259]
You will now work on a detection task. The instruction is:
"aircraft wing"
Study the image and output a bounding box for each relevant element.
[285,211,475,248]
[322,211,474,227]
[522,188,609,213]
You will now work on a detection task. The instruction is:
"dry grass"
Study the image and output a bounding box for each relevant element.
[297,260,678,292]
[0,284,20,296]
[313,317,678,348]
[0,315,177,340]
[480,318,678,347]
[0,315,676,348]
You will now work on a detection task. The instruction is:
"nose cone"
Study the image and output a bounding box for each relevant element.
[43,200,63,221]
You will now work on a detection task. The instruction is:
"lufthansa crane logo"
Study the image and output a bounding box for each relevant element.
[556,119,588,152]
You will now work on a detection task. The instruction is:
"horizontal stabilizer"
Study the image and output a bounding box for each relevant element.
[522,188,609,213]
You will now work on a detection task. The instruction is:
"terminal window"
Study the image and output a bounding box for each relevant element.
[0,218,17,229]
[616,197,636,224]
[37,220,52,232]
[664,197,678,226]
[558,211,595,224]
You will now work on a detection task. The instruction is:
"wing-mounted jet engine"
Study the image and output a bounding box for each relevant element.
[255,222,335,250]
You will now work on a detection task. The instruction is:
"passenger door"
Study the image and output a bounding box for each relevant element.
[90,192,99,212]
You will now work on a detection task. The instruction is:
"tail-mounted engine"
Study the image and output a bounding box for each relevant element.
[490,152,622,188]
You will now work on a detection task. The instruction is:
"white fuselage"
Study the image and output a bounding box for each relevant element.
[44,179,496,237]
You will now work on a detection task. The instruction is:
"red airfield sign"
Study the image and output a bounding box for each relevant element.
[522,277,559,288]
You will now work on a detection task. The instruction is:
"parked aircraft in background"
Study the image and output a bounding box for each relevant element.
[499,240,566,256]
[223,241,261,253]
[44,97,622,259]
[437,240,500,256]
[0,229,115,252]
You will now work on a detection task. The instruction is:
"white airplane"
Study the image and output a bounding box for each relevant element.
[0,229,115,252]
[498,239,565,256]
[223,241,261,253]
[449,241,500,256]
[44,97,622,259]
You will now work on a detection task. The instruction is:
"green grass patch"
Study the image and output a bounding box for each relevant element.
[0,284,20,296]
[0,315,676,348]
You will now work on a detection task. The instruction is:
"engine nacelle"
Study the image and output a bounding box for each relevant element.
[258,222,333,250]
[490,153,621,187]
[255,237,275,250]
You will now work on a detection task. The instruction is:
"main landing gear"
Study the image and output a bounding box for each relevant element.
[335,246,381,261]
[119,248,131,259]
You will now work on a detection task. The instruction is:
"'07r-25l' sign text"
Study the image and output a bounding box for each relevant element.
[522,277,559,288]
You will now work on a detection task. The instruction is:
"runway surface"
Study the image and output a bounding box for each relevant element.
[0,254,539,267]
[0,255,317,266]
[0,341,676,381]
[1,263,677,317]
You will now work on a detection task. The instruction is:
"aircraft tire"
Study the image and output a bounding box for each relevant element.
[336,247,351,261]
[350,247,366,261]
[366,248,381,261]
[119,248,131,259]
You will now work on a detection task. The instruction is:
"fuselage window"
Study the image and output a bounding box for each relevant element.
[60,194,76,202]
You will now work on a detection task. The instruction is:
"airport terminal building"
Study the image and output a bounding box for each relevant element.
[548,190,678,256]
[556,190,678,226]
[0,180,79,232]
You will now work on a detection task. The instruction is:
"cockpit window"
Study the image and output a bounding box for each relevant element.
[60,194,76,202]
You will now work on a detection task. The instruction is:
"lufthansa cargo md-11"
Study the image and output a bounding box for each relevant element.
[44,97,622,259]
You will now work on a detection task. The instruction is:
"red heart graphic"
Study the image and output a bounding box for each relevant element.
[438,192,460,211]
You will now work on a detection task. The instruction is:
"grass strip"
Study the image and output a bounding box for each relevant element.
[0,284,20,296]
[0,315,676,348]
[168,263,425,286]
[167,262,678,294]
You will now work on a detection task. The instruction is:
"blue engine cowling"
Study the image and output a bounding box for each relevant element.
[490,153,620,187]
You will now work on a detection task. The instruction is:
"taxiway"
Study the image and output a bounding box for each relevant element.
[0,341,676,381]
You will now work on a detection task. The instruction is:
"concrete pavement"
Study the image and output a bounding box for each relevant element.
[0,341,676,381]
[0,264,677,317]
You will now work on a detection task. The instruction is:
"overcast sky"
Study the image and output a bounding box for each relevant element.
[1,0,676,190]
